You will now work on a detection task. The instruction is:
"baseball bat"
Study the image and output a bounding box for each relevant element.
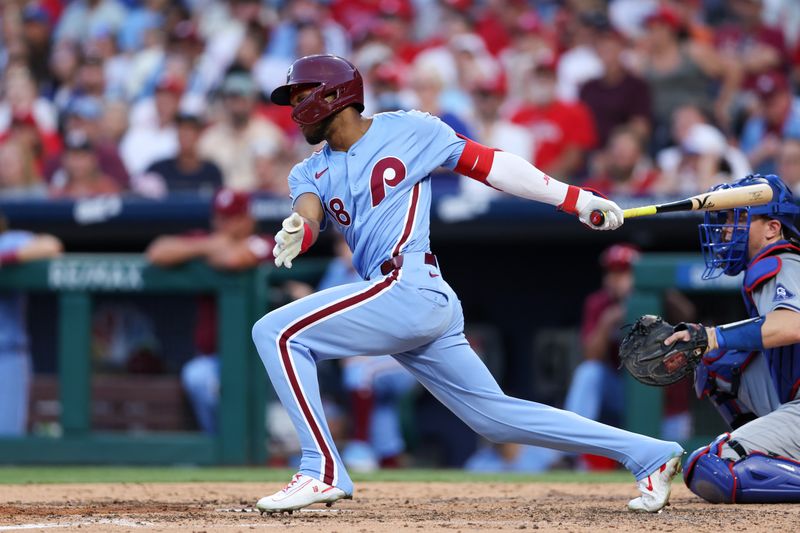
[588,183,774,227]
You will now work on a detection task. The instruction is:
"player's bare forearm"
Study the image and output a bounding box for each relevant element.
[292,193,325,248]
[146,236,211,266]
[15,234,63,262]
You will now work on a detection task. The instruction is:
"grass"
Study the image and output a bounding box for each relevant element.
[0,466,634,485]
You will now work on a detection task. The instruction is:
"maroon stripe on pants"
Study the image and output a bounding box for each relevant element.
[392,182,420,256]
[278,270,400,485]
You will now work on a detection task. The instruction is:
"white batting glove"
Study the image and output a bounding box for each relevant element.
[576,191,624,231]
[273,213,305,268]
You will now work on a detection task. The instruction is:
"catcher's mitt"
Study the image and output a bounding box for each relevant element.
[619,315,708,386]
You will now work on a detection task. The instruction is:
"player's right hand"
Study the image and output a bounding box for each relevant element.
[577,193,624,231]
[273,212,305,269]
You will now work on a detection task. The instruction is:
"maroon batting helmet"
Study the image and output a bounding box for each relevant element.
[270,54,364,126]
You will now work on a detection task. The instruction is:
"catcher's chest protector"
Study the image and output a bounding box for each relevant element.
[741,240,800,403]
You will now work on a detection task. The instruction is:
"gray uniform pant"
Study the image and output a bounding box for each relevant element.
[718,353,800,461]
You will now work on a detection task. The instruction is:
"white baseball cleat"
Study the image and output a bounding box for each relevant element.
[256,473,351,514]
[627,456,683,513]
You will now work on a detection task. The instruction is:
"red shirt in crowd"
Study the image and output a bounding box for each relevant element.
[714,23,789,88]
[510,101,597,170]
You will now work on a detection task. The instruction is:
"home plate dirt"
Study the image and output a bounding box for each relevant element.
[0,482,796,532]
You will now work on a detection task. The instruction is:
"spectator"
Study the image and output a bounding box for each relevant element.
[740,71,800,175]
[659,123,751,194]
[255,22,329,98]
[50,131,121,198]
[74,53,108,102]
[473,0,531,56]
[498,13,556,102]
[0,212,63,436]
[510,61,598,179]
[362,61,415,115]
[0,141,47,198]
[777,137,800,194]
[100,99,129,146]
[118,0,168,54]
[409,65,471,133]
[198,72,286,191]
[120,76,182,177]
[0,67,58,138]
[48,42,82,111]
[138,112,223,198]
[579,26,652,143]
[20,4,54,92]
[266,0,350,62]
[0,112,62,174]
[146,189,273,433]
[252,139,289,197]
[122,12,168,101]
[637,7,739,147]
[714,0,789,87]
[54,0,128,45]
[555,10,605,103]
[583,127,660,196]
[44,96,130,190]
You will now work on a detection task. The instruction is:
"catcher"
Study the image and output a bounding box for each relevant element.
[621,174,800,504]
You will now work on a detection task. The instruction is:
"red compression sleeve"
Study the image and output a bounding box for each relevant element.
[454,134,497,184]
[299,222,313,254]
[557,185,581,215]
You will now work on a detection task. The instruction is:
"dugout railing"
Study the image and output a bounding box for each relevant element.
[626,253,741,451]
[0,255,327,465]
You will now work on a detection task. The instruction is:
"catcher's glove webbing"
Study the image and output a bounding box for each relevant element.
[619,315,708,386]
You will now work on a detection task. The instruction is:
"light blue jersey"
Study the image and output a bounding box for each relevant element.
[288,111,464,279]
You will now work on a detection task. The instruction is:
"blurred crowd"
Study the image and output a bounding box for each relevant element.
[0,0,799,204]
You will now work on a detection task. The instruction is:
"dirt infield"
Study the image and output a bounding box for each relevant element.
[0,481,797,532]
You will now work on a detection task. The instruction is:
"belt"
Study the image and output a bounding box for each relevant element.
[380,253,437,276]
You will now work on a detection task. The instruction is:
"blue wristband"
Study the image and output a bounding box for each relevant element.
[715,317,765,352]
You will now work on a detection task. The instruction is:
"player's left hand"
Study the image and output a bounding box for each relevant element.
[577,194,624,230]
[664,324,718,352]
[273,213,305,269]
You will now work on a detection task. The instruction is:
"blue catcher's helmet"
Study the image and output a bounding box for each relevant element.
[699,174,800,279]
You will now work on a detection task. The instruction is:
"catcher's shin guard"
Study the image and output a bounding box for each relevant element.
[684,434,800,503]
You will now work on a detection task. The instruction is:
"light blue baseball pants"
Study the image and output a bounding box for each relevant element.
[252,253,683,495]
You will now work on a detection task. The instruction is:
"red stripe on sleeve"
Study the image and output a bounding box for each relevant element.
[454,134,497,184]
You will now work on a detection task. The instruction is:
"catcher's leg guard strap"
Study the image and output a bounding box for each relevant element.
[685,435,800,503]
[684,434,737,503]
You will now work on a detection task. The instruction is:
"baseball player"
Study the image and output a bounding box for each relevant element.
[0,213,63,435]
[659,174,800,503]
[252,54,684,514]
